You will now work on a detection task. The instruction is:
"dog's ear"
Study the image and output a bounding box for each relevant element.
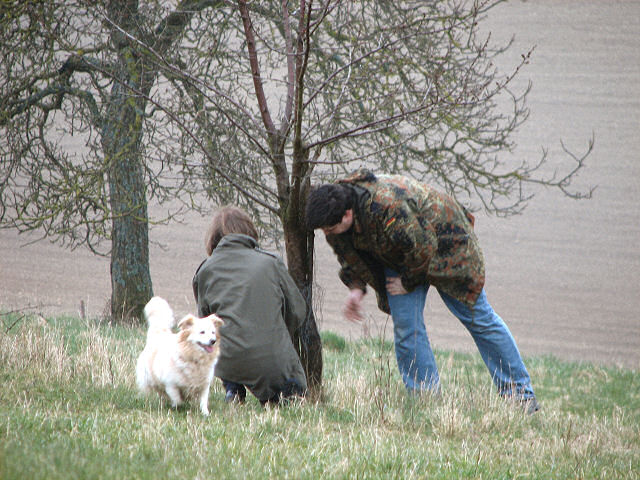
[177,314,196,330]
[204,313,224,329]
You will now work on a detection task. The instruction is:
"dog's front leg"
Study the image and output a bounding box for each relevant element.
[165,385,183,409]
[198,387,210,416]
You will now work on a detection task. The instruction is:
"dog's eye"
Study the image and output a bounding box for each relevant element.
[200,331,205,335]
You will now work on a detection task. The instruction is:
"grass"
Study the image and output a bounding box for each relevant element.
[0,313,638,479]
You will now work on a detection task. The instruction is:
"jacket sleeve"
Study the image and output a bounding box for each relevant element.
[325,233,368,292]
[192,260,211,317]
[276,259,307,334]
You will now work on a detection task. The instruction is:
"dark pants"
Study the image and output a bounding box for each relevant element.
[262,378,306,406]
[222,379,247,401]
[222,378,305,405]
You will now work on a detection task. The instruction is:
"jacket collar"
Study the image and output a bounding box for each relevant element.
[217,233,258,250]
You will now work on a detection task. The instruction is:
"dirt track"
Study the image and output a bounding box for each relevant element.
[1,1,639,369]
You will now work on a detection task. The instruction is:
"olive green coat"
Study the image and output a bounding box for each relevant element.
[192,234,307,402]
[327,169,485,313]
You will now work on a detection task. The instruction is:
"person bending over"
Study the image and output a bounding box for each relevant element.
[305,169,539,413]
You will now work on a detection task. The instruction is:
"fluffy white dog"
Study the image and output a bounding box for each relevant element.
[136,296,223,415]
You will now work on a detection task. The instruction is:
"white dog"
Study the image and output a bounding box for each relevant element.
[136,296,223,415]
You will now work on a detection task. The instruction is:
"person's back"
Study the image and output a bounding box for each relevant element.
[193,220,307,405]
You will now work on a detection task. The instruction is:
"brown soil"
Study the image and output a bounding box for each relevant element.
[1,1,638,369]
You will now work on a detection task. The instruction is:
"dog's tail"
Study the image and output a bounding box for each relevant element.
[143,296,176,336]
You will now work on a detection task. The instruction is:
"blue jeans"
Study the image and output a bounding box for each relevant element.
[385,268,535,399]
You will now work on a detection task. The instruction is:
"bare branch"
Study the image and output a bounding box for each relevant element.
[237,0,277,138]
[279,0,295,138]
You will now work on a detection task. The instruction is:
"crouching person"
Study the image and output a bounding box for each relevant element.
[193,206,307,405]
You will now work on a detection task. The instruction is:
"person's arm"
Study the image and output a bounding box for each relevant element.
[192,261,210,317]
[276,259,307,334]
[329,236,370,321]
[343,288,365,322]
[328,233,369,294]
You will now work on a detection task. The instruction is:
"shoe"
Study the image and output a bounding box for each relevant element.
[520,396,540,415]
[225,391,245,404]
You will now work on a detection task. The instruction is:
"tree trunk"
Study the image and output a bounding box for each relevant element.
[284,215,323,397]
[108,161,152,322]
[103,82,153,322]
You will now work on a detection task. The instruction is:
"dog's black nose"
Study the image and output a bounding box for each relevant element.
[210,338,216,345]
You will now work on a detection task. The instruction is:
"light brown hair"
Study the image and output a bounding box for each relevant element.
[205,206,259,255]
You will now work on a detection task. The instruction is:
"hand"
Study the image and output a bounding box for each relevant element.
[386,276,407,296]
[343,288,364,322]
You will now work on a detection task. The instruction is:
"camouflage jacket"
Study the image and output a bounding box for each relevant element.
[326,169,485,313]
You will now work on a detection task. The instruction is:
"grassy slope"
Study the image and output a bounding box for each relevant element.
[0,315,638,479]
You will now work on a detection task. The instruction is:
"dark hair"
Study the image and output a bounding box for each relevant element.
[205,206,259,255]
[305,184,355,230]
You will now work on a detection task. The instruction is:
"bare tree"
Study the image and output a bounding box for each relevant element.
[0,0,225,320]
